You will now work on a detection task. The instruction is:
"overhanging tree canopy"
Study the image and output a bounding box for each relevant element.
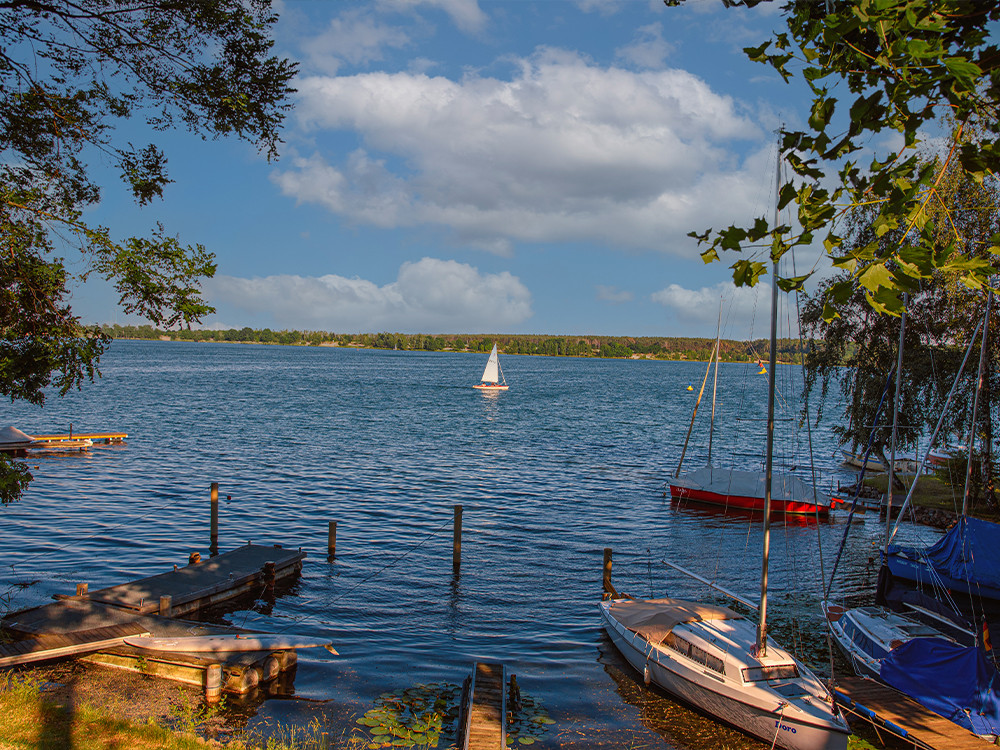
[0,0,297,502]
[667,0,1000,317]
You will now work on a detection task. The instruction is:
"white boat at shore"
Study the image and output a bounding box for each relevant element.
[124,633,337,654]
[601,598,849,750]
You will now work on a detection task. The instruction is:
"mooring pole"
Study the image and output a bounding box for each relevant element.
[327,520,337,559]
[210,482,219,557]
[453,505,463,572]
[603,548,618,598]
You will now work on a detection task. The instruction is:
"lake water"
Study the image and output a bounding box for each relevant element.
[0,341,942,748]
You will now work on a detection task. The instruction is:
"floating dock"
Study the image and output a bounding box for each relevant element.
[1,543,308,701]
[834,675,986,750]
[29,432,127,444]
[459,661,508,750]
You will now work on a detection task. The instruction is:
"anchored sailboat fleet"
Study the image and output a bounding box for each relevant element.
[602,144,850,750]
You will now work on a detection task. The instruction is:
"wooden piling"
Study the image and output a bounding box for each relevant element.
[453,505,462,572]
[602,548,618,599]
[205,663,222,704]
[263,561,276,594]
[327,521,336,559]
[210,483,219,557]
[76,583,88,597]
[159,595,172,617]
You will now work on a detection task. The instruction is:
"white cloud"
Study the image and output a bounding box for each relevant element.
[651,281,781,339]
[596,285,634,303]
[380,0,487,33]
[301,9,412,75]
[203,258,532,333]
[615,23,672,70]
[275,49,766,257]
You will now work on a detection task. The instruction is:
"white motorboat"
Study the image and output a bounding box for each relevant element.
[601,598,850,750]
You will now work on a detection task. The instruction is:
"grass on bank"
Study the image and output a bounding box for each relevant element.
[861,469,1000,522]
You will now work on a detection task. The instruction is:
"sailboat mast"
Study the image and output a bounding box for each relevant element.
[757,140,782,657]
[708,301,722,464]
[963,290,992,517]
[886,294,907,551]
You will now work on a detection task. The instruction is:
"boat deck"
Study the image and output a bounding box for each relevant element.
[834,675,987,750]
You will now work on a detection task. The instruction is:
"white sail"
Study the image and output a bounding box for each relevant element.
[480,344,500,383]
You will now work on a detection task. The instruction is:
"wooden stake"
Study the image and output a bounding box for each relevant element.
[453,505,462,572]
[327,521,336,559]
[210,483,219,557]
[205,663,222,704]
[159,595,172,617]
[76,583,88,597]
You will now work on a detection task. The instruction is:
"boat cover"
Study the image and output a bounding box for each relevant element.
[879,637,1000,736]
[671,465,832,507]
[887,517,1000,593]
[0,426,33,447]
[608,597,741,645]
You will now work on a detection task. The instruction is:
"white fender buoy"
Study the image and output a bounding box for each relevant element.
[643,664,652,686]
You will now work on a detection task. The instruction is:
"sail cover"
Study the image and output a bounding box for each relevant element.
[880,637,1000,735]
[888,517,1000,593]
[0,426,34,447]
[481,345,499,383]
[608,597,742,645]
[671,465,833,507]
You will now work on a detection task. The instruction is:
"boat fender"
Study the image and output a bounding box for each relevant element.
[643,663,652,686]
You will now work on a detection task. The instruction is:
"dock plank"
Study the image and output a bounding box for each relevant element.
[835,675,987,750]
[0,623,150,667]
[466,662,505,750]
[84,543,304,614]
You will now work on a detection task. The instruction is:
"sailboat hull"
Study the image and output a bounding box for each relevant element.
[600,602,849,750]
[473,384,508,391]
[669,467,832,516]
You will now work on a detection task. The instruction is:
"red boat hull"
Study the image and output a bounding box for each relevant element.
[669,484,831,516]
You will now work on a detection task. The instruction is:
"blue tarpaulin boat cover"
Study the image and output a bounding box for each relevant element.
[880,638,1000,736]
[889,517,1000,591]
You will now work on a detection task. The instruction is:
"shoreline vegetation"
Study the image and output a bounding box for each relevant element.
[100,324,807,364]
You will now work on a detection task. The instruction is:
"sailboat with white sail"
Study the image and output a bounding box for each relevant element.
[602,143,850,750]
[473,343,508,391]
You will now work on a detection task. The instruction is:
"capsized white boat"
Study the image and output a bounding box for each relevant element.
[124,633,337,654]
[473,343,508,391]
[601,598,849,750]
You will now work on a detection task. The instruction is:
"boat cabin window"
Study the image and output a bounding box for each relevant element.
[664,632,726,675]
[742,664,799,683]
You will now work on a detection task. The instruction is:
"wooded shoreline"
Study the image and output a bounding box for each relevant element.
[100,324,807,364]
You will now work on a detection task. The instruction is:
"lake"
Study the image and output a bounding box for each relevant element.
[0,340,941,748]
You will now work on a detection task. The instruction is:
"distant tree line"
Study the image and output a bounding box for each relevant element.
[101,324,807,363]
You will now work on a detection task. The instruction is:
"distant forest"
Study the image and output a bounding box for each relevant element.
[101,324,807,363]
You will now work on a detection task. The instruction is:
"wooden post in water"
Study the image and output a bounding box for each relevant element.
[210,482,219,557]
[327,521,336,559]
[76,583,88,597]
[205,663,222,704]
[453,505,462,572]
[159,595,172,617]
[603,548,613,597]
[263,561,276,594]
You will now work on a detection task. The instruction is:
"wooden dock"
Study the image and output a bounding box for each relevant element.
[459,662,507,750]
[834,675,987,750]
[29,432,127,444]
[1,543,309,700]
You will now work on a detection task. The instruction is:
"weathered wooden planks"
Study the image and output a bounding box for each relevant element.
[0,623,150,668]
[835,675,987,750]
[462,662,507,750]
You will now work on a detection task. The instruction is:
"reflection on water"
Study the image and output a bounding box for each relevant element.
[0,342,944,748]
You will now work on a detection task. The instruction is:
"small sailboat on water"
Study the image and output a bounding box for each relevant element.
[473,344,508,391]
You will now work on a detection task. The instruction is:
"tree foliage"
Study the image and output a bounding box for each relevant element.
[668,0,1000,317]
[0,1,297,502]
[801,151,999,509]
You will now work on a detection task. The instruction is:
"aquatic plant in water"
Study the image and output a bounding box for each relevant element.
[352,681,555,749]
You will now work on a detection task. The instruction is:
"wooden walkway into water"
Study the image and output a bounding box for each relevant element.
[834,675,987,750]
[30,432,127,444]
[459,662,507,750]
[1,543,307,700]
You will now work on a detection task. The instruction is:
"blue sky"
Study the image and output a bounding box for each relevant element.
[79,0,826,339]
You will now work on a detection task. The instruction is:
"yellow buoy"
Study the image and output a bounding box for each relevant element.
[686,384,694,391]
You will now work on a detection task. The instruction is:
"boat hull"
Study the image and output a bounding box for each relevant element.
[883,553,1000,605]
[473,384,508,391]
[600,605,848,750]
[669,484,829,516]
[124,634,336,654]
